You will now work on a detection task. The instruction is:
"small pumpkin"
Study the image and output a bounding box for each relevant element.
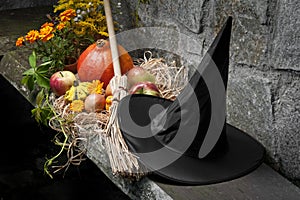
[64,81,91,102]
[77,39,134,88]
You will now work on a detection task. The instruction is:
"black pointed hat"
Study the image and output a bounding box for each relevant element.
[117,17,265,185]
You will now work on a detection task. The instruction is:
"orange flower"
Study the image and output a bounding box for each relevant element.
[59,9,76,22]
[70,100,84,112]
[88,80,104,94]
[41,22,54,28]
[25,30,39,43]
[16,36,24,46]
[56,23,65,30]
[39,26,54,42]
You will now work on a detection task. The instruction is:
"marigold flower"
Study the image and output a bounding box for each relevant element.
[56,23,65,30]
[59,9,76,22]
[88,80,104,94]
[41,22,54,28]
[70,100,84,112]
[39,26,54,42]
[25,30,39,43]
[16,36,24,46]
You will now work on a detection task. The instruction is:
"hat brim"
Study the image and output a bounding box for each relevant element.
[117,94,265,185]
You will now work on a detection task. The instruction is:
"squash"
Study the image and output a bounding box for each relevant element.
[77,39,134,88]
[64,81,91,102]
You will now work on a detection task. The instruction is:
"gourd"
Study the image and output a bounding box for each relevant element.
[77,39,134,88]
[64,81,91,102]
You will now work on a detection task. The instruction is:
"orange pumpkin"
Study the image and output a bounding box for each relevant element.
[77,39,134,88]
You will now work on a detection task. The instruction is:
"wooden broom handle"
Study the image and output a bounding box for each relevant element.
[103,0,122,76]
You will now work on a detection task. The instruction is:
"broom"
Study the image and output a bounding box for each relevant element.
[103,0,145,179]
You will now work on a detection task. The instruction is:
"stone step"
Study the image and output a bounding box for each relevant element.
[157,164,300,200]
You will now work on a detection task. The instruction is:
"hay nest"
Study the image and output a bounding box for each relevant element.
[48,51,189,180]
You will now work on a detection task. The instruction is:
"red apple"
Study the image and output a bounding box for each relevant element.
[126,66,156,88]
[50,71,76,96]
[128,81,161,97]
[84,93,106,112]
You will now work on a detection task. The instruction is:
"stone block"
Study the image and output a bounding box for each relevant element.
[273,74,300,179]
[156,0,205,34]
[125,0,212,39]
[214,0,300,71]
[227,66,300,180]
[271,0,300,71]
[215,0,270,68]
[227,66,278,159]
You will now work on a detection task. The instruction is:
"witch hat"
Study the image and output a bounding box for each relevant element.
[117,16,265,185]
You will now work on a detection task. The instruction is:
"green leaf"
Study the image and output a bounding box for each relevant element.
[29,51,37,68]
[27,76,35,91]
[31,107,40,122]
[35,89,45,106]
[35,73,50,89]
[39,60,52,67]
[21,75,35,91]
[31,105,53,127]
[21,76,27,84]
[22,68,35,76]
[40,107,53,126]
[36,64,50,74]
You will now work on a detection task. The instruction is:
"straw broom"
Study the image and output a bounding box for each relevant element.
[103,0,145,179]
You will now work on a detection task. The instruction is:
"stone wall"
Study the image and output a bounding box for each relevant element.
[115,0,300,185]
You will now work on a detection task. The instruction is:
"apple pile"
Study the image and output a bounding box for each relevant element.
[49,65,160,113]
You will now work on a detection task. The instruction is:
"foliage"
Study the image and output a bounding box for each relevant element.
[53,0,108,39]
[21,51,51,91]
[20,50,54,126]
